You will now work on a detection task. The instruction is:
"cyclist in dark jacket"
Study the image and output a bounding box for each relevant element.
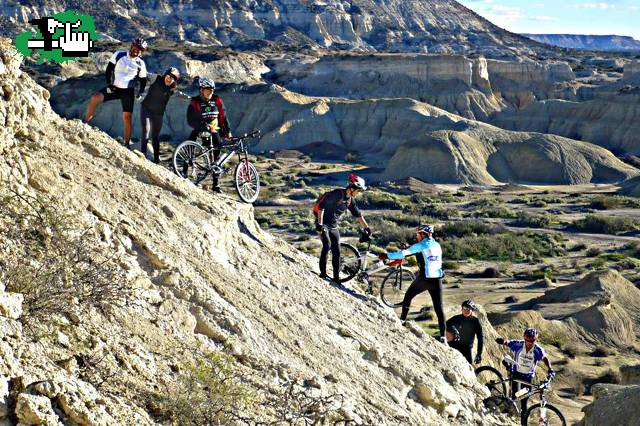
[315,174,370,283]
[186,77,231,192]
[446,299,484,364]
[140,67,180,163]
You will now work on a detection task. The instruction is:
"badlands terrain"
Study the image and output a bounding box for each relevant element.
[1,0,640,424]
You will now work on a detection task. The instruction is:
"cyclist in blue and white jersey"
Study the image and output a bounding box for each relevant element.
[496,328,556,412]
[380,224,446,342]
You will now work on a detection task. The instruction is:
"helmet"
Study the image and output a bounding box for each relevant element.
[461,299,477,311]
[347,173,367,191]
[524,328,539,340]
[165,67,180,81]
[446,324,460,342]
[417,224,434,235]
[198,77,216,90]
[131,37,148,51]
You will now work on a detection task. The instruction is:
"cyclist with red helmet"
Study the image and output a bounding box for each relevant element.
[314,174,370,283]
[139,67,180,163]
[84,38,149,149]
[379,224,446,342]
[496,328,556,413]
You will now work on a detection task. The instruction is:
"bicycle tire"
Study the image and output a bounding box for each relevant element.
[234,161,260,203]
[522,403,566,426]
[173,141,210,185]
[379,267,415,308]
[327,243,361,284]
[475,366,508,398]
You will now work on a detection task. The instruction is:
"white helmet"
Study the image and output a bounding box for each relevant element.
[347,173,367,190]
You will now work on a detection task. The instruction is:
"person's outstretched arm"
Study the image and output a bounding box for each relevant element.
[388,240,425,260]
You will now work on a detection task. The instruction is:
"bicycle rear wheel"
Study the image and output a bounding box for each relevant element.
[327,243,361,284]
[475,366,508,398]
[234,160,260,203]
[173,141,210,185]
[522,403,566,426]
[380,267,415,308]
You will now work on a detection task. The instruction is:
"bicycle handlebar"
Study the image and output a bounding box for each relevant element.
[227,130,261,143]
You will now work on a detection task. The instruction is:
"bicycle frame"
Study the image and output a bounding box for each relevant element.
[195,133,252,176]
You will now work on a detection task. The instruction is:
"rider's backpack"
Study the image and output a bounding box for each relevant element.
[312,189,347,215]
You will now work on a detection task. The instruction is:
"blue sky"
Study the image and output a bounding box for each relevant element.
[458,0,640,40]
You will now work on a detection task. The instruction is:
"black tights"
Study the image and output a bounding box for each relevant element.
[140,106,163,163]
[319,227,340,281]
[400,276,445,337]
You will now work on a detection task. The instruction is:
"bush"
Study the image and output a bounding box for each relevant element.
[0,190,131,324]
[591,346,616,357]
[513,211,552,228]
[358,191,406,210]
[574,214,640,234]
[590,196,624,210]
[441,232,564,261]
[586,246,602,257]
[440,221,504,238]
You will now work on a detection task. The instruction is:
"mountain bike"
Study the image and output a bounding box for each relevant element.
[329,231,414,307]
[172,130,261,203]
[475,355,566,426]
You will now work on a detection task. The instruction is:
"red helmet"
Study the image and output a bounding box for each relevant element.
[347,173,367,191]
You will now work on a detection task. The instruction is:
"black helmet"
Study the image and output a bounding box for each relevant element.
[446,324,460,342]
[461,299,477,311]
[131,37,148,51]
[524,328,539,340]
[417,224,434,235]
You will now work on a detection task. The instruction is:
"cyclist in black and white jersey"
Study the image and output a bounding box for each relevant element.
[84,38,149,149]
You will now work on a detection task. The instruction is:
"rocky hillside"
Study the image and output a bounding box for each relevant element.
[0,37,516,425]
[0,0,548,57]
[522,34,640,51]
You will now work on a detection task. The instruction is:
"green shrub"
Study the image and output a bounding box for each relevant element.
[358,191,406,209]
[440,221,505,238]
[574,214,640,234]
[590,196,624,210]
[0,189,131,324]
[513,211,552,228]
[441,232,564,261]
[586,246,602,257]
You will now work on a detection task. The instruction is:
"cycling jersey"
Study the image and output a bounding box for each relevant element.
[388,238,443,279]
[187,95,230,137]
[507,340,546,378]
[317,189,361,228]
[141,75,176,115]
[446,314,484,353]
[106,50,148,89]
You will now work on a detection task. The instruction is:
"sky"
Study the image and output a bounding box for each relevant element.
[458,0,640,40]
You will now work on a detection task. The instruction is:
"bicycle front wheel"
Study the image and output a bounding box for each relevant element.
[475,366,507,398]
[523,403,566,426]
[327,243,361,284]
[234,161,260,203]
[380,267,415,308]
[173,141,210,185]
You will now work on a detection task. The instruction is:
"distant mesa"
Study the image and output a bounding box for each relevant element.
[521,34,640,51]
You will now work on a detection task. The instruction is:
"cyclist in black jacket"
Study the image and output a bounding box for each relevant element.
[186,77,231,192]
[140,67,180,163]
[446,300,484,364]
[315,174,370,283]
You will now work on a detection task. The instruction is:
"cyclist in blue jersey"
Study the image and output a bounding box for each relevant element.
[380,224,446,342]
[496,328,555,413]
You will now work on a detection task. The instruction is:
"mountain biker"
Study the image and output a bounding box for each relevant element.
[187,77,231,193]
[139,67,180,163]
[496,328,556,414]
[84,38,149,149]
[379,224,446,342]
[315,174,371,283]
[446,299,484,364]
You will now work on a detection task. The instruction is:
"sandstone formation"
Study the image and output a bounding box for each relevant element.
[48,78,638,185]
[619,176,640,197]
[491,93,640,155]
[581,384,640,426]
[1,37,511,425]
[523,271,640,348]
[0,0,551,57]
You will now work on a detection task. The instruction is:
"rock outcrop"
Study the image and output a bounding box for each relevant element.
[1,37,509,425]
[0,0,552,57]
[581,384,640,426]
[619,176,640,197]
[491,93,640,155]
[524,271,640,347]
[522,34,640,51]
[265,54,575,119]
